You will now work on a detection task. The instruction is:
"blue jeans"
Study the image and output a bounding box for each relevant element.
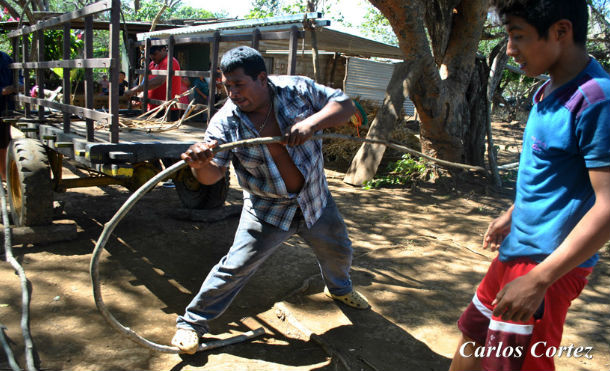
[176,196,353,335]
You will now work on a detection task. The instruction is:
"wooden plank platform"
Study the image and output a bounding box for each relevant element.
[55,118,209,144]
[15,116,209,177]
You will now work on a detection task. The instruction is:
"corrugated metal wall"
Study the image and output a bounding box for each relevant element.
[344,57,416,117]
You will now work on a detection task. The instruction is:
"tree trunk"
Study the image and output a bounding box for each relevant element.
[306,1,321,82]
[463,56,489,166]
[486,38,509,186]
[343,63,409,185]
[368,0,488,167]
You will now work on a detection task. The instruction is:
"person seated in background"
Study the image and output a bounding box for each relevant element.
[100,74,109,95]
[192,75,208,105]
[214,66,224,103]
[118,71,129,96]
[125,45,188,121]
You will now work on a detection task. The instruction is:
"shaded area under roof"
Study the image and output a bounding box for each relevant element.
[312,27,403,59]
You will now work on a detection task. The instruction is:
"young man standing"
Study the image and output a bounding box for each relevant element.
[450,1,610,370]
[172,46,369,354]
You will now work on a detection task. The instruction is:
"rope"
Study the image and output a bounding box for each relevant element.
[0,323,21,371]
[1,182,38,371]
[89,133,487,353]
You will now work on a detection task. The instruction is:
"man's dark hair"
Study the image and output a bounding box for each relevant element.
[149,38,166,54]
[491,0,588,46]
[219,46,267,80]
[149,45,166,54]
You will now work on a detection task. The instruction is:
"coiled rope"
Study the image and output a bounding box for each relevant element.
[1,178,38,371]
[90,133,487,353]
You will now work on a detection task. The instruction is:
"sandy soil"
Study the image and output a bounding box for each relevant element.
[1,121,608,371]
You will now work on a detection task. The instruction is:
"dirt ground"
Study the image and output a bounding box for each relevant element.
[1,121,608,371]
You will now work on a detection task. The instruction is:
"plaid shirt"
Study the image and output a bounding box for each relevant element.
[204,75,351,231]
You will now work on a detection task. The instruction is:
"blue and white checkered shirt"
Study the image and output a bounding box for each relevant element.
[204,75,351,231]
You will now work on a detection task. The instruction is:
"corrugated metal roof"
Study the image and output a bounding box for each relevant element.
[137,12,325,40]
[135,13,404,59]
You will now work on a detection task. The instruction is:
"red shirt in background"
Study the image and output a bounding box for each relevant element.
[148,55,188,110]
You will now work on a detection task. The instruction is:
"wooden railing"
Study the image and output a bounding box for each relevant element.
[131,21,311,124]
[8,0,122,142]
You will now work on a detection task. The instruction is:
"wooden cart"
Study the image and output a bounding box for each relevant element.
[5,0,313,227]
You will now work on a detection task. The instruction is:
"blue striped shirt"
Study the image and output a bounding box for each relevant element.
[204,75,351,231]
[500,58,610,267]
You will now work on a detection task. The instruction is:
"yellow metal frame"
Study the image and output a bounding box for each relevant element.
[47,150,129,192]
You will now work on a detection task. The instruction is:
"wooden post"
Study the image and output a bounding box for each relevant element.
[36,29,45,121]
[251,28,261,50]
[62,22,71,133]
[127,37,136,109]
[108,0,120,143]
[142,38,151,114]
[207,31,220,125]
[22,35,31,116]
[287,26,298,75]
[166,36,174,103]
[328,52,339,88]
[84,15,94,142]
[11,37,19,115]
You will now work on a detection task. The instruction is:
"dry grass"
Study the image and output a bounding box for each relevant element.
[323,99,421,172]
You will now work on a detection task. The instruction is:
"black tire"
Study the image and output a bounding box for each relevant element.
[174,167,230,209]
[6,138,54,226]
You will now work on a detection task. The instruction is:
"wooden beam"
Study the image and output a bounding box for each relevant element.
[132,30,305,47]
[127,37,137,110]
[10,58,114,69]
[252,28,261,50]
[11,37,19,103]
[142,38,151,114]
[208,31,220,124]
[134,69,210,78]
[36,29,45,121]
[287,26,298,75]
[16,95,112,122]
[108,0,120,143]
[84,15,94,141]
[21,36,31,116]
[7,0,111,37]
[63,22,71,133]
[166,35,174,102]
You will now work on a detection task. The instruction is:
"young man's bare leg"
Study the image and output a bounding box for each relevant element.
[449,334,482,371]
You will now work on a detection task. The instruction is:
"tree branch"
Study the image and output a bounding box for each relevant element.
[149,0,180,32]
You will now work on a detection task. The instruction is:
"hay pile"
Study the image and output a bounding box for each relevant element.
[323,99,421,171]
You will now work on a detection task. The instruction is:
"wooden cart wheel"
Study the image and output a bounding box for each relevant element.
[174,167,230,209]
[6,138,54,226]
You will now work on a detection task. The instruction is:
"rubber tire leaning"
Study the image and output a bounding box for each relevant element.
[6,138,54,226]
[174,167,230,209]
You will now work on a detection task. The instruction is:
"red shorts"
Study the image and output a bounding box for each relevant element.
[457,257,591,371]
